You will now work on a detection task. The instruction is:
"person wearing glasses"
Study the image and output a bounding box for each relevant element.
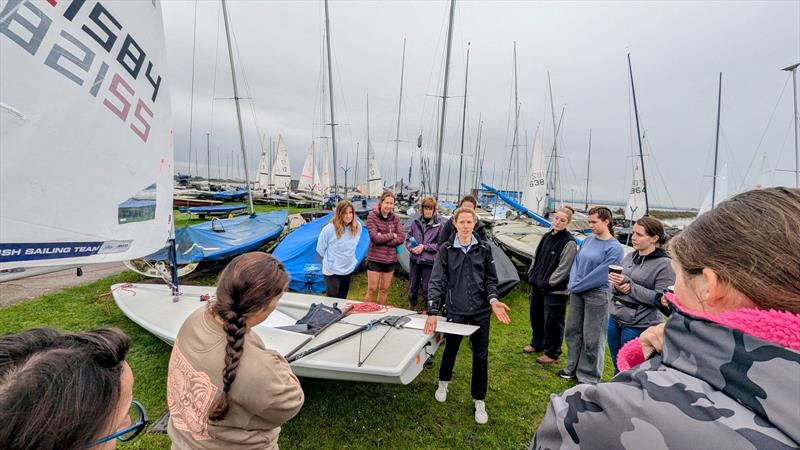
[558,206,623,385]
[532,188,800,449]
[0,327,147,450]
[405,196,444,311]
[167,252,304,450]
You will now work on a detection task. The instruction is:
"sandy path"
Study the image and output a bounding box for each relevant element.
[0,262,127,308]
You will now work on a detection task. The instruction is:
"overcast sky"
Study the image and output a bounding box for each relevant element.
[161,0,799,208]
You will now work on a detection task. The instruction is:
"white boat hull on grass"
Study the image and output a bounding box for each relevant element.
[113,283,477,384]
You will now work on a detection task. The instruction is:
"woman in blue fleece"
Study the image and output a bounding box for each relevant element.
[316,200,361,298]
[557,206,623,384]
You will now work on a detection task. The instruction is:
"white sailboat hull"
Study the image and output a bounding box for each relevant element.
[112,283,477,384]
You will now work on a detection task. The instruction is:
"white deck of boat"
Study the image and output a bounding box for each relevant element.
[113,283,476,384]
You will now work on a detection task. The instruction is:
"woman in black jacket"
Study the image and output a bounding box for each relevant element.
[524,207,578,364]
[424,207,511,425]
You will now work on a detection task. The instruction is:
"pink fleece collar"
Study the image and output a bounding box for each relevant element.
[667,293,800,351]
[617,294,800,372]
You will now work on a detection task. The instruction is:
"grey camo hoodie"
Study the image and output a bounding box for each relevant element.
[531,301,800,449]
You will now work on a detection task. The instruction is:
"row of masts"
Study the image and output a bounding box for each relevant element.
[199,0,800,210]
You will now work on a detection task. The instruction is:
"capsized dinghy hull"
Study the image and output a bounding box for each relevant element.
[113,283,477,384]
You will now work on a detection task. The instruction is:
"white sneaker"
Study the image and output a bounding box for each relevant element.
[435,380,449,402]
[474,400,488,424]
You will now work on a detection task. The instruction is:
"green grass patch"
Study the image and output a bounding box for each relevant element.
[0,268,616,449]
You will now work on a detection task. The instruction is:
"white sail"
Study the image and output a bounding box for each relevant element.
[754,153,770,189]
[320,140,331,194]
[699,163,729,214]
[1,0,173,270]
[312,164,322,196]
[297,142,316,192]
[521,128,546,215]
[367,141,383,197]
[255,149,270,192]
[625,161,647,222]
[271,134,291,190]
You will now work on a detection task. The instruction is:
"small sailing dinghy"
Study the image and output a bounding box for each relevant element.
[112,283,477,384]
[142,210,288,266]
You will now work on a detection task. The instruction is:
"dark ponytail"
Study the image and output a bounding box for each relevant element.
[588,206,614,236]
[209,253,289,421]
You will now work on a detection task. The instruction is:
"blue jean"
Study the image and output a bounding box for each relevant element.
[607,316,646,374]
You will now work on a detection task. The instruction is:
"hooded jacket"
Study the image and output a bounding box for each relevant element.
[427,238,499,317]
[366,206,405,264]
[609,248,675,327]
[405,214,443,265]
[531,297,800,450]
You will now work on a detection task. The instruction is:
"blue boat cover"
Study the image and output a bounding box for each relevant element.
[273,213,369,294]
[146,210,287,264]
[180,204,247,215]
[208,189,249,201]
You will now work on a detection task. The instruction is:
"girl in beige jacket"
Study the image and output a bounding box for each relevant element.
[167,253,304,449]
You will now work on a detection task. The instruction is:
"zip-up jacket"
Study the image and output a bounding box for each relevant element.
[609,248,675,327]
[405,214,443,265]
[526,229,577,293]
[427,238,499,317]
[531,299,800,449]
[366,207,405,264]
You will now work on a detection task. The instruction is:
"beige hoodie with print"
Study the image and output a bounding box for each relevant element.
[167,307,304,450]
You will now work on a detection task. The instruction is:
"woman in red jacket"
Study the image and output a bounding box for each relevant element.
[365,192,405,305]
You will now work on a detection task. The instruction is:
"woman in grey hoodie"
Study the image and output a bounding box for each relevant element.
[607,217,675,373]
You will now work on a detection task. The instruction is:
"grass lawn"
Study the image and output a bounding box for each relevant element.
[0,264,617,450]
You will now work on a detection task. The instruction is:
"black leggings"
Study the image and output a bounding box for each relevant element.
[324,274,352,299]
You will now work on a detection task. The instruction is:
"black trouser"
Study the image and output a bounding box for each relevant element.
[438,312,490,400]
[529,287,568,359]
[324,274,352,299]
[408,261,433,306]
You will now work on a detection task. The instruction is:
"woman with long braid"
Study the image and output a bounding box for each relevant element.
[167,253,304,449]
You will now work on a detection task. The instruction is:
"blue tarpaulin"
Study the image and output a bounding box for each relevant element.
[273,213,369,294]
[146,210,287,264]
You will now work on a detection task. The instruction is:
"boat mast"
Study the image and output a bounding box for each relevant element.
[220,0,255,214]
[323,0,339,197]
[472,113,482,191]
[546,72,558,209]
[457,43,470,200]
[512,42,520,194]
[584,128,591,210]
[712,72,722,208]
[627,53,649,215]
[206,132,211,188]
[782,63,800,187]
[434,0,456,198]
[393,38,406,190]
